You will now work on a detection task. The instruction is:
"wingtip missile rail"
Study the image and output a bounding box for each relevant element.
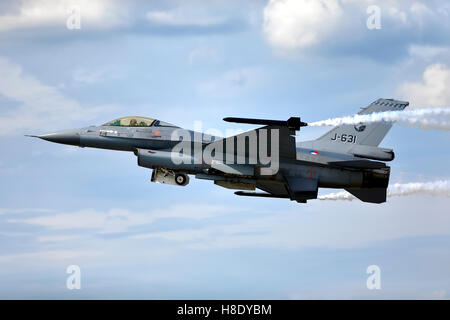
[223,117,308,131]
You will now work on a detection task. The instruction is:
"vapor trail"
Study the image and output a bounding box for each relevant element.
[317,180,450,201]
[308,107,450,130]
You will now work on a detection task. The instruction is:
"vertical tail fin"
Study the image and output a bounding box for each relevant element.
[300,98,408,153]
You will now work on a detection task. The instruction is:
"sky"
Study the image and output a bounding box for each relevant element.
[0,0,449,299]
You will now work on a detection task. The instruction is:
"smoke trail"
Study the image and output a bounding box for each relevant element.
[317,180,450,201]
[308,107,450,130]
[388,180,450,197]
[317,191,354,201]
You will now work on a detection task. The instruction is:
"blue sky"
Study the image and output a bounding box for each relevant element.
[0,0,449,299]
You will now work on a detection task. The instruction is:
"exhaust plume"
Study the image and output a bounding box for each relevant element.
[308,107,450,130]
[317,180,450,201]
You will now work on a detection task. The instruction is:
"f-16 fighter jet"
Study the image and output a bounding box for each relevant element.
[28,98,408,203]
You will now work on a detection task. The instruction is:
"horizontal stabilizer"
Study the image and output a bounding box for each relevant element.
[345,187,387,203]
[223,117,307,131]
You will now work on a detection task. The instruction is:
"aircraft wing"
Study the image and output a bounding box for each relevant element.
[218,117,307,161]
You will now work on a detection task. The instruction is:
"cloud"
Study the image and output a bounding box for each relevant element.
[197,67,265,97]
[188,46,221,65]
[143,6,245,35]
[0,250,98,264]
[0,1,247,40]
[263,0,343,50]
[262,0,450,61]
[0,57,110,135]
[36,235,83,243]
[126,197,450,251]
[407,45,450,61]
[146,9,227,28]
[0,208,55,215]
[8,204,232,234]
[0,0,128,32]
[398,63,450,107]
[0,232,32,237]
[71,67,120,85]
[72,68,105,85]
[9,197,450,252]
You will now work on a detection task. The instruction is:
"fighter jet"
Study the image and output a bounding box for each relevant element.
[28,98,408,203]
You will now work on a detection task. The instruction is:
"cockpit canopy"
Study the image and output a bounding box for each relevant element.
[102,116,178,128]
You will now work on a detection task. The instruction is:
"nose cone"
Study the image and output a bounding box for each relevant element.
[38,129,81,146]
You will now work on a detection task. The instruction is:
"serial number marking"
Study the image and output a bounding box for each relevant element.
[331,133,357,143]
